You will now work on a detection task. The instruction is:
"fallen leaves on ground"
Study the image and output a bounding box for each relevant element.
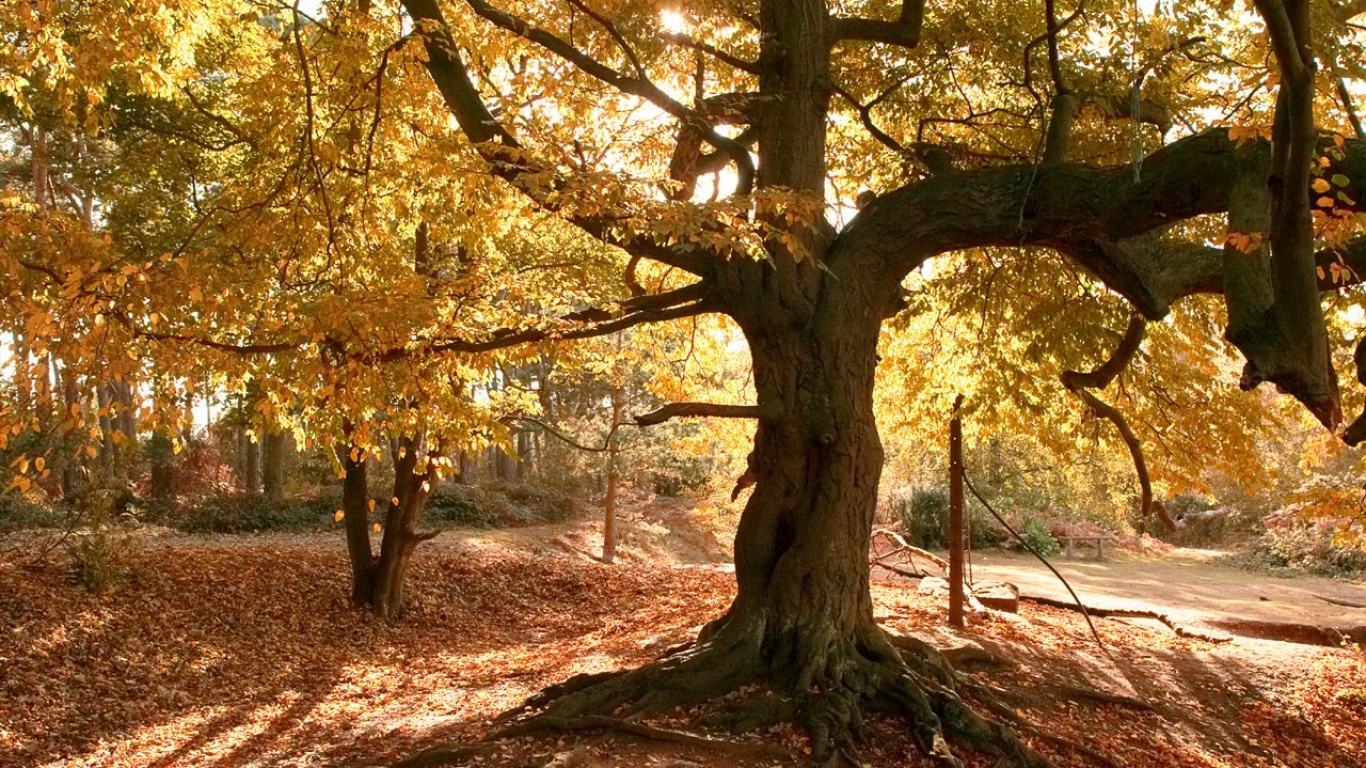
[1,533,1363,768]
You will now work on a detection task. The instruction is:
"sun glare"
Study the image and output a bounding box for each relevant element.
[660,9,690,35]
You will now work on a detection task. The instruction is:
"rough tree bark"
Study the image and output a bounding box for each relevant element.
[262,429,288,501]
[339,430,440,623]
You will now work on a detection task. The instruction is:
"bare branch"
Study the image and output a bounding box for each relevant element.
[660,32,759,74]
[458,0,755,194]
[564,0,646,78]
[633,402,759,426]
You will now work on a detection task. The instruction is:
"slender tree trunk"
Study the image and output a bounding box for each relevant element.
[148,431,174,505]
[12,323,31,417]
[95,379,116,480]
[602,387,624,564]
[262,430,288,500]
[948,401,966,629]
[58,360,82,499]
[243,436,260,494]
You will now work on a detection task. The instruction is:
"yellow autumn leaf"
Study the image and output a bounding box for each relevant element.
[334,509,344,522]
[372,523,381,533]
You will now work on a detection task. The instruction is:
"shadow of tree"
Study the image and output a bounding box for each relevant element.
[1,534,735,768]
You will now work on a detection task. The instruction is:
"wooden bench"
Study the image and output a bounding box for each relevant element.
[1057,535,1110,560]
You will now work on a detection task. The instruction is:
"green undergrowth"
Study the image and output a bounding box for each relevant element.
[1220,524,1366,580]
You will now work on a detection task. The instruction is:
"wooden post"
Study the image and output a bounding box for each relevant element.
[948,395,965,629]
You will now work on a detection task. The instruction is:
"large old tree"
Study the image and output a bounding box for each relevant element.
[382,0,1366,763]
[7,0,1366,764]
[384,0,1366,763]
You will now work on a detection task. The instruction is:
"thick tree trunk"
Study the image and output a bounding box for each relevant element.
[714,260,893,689]
[340,431,438,623]
[339,441,375,607]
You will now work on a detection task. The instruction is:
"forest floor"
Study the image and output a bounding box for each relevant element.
[3,500,1366,768]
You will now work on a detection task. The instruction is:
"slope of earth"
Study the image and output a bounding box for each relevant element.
[1,528,1363,768]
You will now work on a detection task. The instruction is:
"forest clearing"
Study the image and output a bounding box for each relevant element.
[4,502,1366,768]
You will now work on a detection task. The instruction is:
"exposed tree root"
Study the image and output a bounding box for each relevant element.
[493,714,791,758]
[488,623,1057,768]
[393,743,495,768]
[1021,594,1232,644]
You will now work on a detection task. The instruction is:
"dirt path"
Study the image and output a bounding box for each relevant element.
[954,549,1366,643]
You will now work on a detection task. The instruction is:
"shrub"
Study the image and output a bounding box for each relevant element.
[427,482,580,529]
[894,488,948,549]
[1020,516,1061,557]
[0,494,66,530]
[174,492,334,533]
[427,486,501,528]
[69,528,134,593]
[1233,522,1366,580]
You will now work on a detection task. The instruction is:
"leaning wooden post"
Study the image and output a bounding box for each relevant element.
[948,394,966,629]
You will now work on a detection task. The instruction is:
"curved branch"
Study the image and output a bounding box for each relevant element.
[1059,314,1145,390]
[400,0,717,276]
[505,415,620,453]
[1059,314,1169,529]
[842,129,1366,318]
[633,402,759,426]
[833,80,911,156]
[458,0,755,194]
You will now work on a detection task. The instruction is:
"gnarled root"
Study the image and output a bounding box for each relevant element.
[496,622,1055,768]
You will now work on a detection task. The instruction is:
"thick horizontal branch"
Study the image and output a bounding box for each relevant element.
[831,1,924,48]
[839,129,1366,318]
[633,402,759,426]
